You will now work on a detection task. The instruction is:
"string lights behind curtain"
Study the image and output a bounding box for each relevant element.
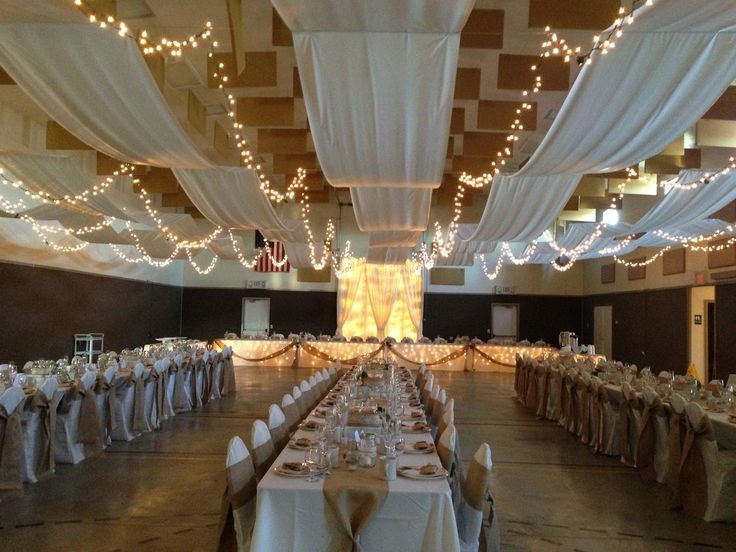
[338,262,423,341]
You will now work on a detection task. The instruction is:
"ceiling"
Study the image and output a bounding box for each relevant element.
[0,0,735,256]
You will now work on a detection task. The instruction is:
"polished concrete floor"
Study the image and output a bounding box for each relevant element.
[1,368,735,551]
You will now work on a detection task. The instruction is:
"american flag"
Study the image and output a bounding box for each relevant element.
[255,231,290,272]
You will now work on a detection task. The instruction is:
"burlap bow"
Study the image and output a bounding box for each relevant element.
[221,354,236,396]
[132,372,148,433]
[578,377,592,444]
[29,391,57,480]
[96,377,118,435]
[524,361,539,411]
[59,382,101,447]
[0,401,24,492]
[216,457,257,552]
[562,374,577,434]
[173,359,191,413]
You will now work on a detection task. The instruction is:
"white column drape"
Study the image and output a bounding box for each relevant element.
[365,263,401,339]
[402,264,423,338]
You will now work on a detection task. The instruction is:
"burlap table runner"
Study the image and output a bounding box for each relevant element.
[323,465,389,552]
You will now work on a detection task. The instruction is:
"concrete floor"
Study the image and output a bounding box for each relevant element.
[1,368,735,551]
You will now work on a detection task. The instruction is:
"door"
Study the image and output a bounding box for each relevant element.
[491,303,519,340]
[593,305,613,360]
[241,297,271,336]
[706,300,716,380]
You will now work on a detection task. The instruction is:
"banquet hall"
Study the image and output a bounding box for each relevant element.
[1,0,736,550]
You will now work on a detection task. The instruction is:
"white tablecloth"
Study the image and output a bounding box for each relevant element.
[250,382,460,551]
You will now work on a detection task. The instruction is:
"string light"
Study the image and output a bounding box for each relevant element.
[121,221,180,267]
[541,1,655,67]
[659,157,735,191]
[73,1,212,57]
[30,223,89,252]
[185,247,219,274]
[501,241,538,265]
[479,253,506,281]
[333,242,361,279]
[613,246,671,267]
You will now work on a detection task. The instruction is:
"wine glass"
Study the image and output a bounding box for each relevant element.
[304,446,320,481]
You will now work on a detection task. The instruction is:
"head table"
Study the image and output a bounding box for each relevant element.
[250,366,461,552]
[215,338,601,372]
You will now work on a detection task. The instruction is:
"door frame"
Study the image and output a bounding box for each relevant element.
[241,297,271,336]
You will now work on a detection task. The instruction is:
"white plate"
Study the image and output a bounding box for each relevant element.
[288,440,316,450]
[300,422,323,431]
[404,445,435,455]
[274,464,312,477]
[398,466,448,480]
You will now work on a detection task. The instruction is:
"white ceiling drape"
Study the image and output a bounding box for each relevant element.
[173,167,291,232]
[463,0,736,245]
[368,231,421,249]
[0,23,214,168]
[350,187,432,231]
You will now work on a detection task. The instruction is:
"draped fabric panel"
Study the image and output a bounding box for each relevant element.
[275,0,473,190]
[463,0,736,245]
[366,247,412,265]
[368,231,421,249]
[365,263,401,339]
[0,23,214,168]
[336,260,365,336]
[173,168,291,231]
[402,265,424,337]
[350,187,432,231]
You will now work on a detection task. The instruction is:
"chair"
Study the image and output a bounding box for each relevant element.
[437,423,462,508]
[281,393,300,433]
[457,443,499,552]
[545,365,563,422]
[595,383,621,456]
[250,419,276,480]
[533,361,549,418]
[637,386,669,482]
[111,363,145,441]
[221,346,237,396]
[210,351,223,401]
[308,375,320,404]
[217,436,257,552]
[436,398,454,445]
[426,383,440,422]
[524,359,539,410]
[0,386,27,493]
[422,380,434,412]
[313,371,327,397]
[21,375,60,483]
[320,368,332,392]
[172,354,193,413]
[327,365,338,383]
[268,404,289,452]
[54,371,100,464]
[679,402,736,521]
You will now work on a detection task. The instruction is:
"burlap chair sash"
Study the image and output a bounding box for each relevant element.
[437,439,455,475]
[251,440,276,480]
[59,383,101,446]
[562,376,576,433]
[514,356,522,396]
[217,457,257,552]
[578,380,593,444]
[524,362,538,411]
[96,377,118,433]
[619,395,640,467]
[462,456,491,512]
[676,414,715,517]
[29,391,56,480]
[282,402,300,432]
[132,372,148,432]
[536,366,551,418]
[0,403,23,491]
[549,370,564,421]
[664,409,686,493]
[222,355,236,396]
[173,359,191,412]
[270,423,289,452]
[591,385,606,453]
[637,396,664,481]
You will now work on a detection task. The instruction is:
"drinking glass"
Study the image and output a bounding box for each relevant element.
[305,447,320,481]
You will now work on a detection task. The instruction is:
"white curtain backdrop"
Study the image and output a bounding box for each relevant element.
[402,265,424,337]
[463,0,736,245]
[0,23,214,168]
[335,259,365,336]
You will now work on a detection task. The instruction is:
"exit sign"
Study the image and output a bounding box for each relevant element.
[246,280,266,289]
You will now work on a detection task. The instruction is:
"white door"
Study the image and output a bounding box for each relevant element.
[491,303,519,340]
[593,305,613,360]
[241,297,270,335]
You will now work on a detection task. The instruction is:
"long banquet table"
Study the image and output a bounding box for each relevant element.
[250,371,461,552]
[218,338,583,372]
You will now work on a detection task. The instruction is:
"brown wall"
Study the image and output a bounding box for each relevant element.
[0,262,182,363]
[715,282,736,378]
[581,288,688,373]
[423,293,583,344]
[180,287,338,340]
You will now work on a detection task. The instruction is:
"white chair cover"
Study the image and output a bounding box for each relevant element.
[95,365,118,449]
[437,398,454,445]
[308,375,320,404]
[299,380,314,411]
[430,388,446,429]
[293,385,308,418]
[268,404,289,451]
[110,365,142,442]
[251,419,276,480]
